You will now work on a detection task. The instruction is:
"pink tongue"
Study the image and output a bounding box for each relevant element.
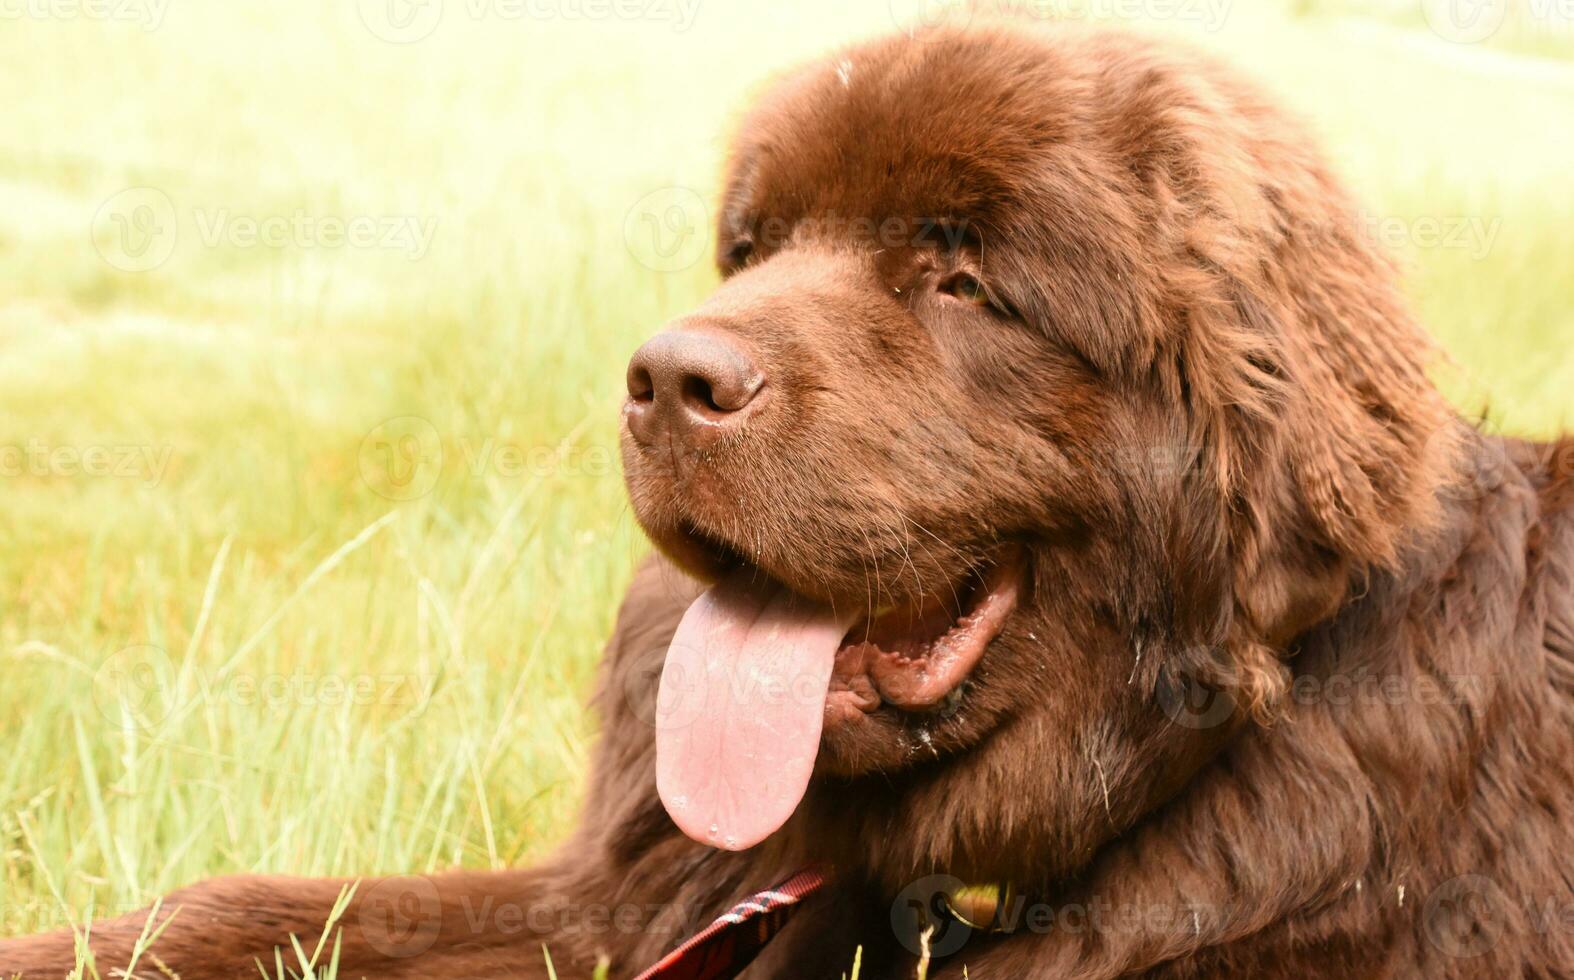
[655,571,857,851]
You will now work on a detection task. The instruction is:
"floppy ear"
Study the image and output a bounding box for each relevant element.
[1160,215,1458,723]
[1240,180,1460,580]
[1208,285,1356,652]
[1153,271,1306,720]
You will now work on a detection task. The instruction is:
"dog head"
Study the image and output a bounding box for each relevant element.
[620,24,1455,881]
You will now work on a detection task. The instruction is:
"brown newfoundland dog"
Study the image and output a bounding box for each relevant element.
[5,22,1572,980]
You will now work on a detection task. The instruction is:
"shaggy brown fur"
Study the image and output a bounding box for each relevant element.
[4,23,1571,979]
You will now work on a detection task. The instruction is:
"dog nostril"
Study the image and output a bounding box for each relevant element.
[628,365,655,404]
[682,374,724,414]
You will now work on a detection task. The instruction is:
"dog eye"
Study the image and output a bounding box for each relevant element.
[940,273,993,307]
[723,240,754,269]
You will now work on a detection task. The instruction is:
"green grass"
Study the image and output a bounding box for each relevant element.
[0,1,1570,976]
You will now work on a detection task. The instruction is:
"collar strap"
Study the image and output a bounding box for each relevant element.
[631,869,1020,979]
[632,867,827,980]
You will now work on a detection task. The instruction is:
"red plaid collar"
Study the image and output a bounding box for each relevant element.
[631,867,1019,978]
[631,867,827,980]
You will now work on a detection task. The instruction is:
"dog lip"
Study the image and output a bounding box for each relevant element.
[650,518,754,584]
[832,546,1024,713]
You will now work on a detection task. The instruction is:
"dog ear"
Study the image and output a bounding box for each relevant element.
[1168,254,1459,726]
[1161,106,1464,704]
[1274,291,1457,572]
[1153,276,1300,721]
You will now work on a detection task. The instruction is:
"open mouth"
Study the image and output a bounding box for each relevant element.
[829,552,1022,721]
[653,531,1023,852]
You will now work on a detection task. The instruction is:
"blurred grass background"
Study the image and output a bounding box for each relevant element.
[0,0,1570,961]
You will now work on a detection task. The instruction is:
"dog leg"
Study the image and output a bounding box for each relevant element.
[0,862,625,979]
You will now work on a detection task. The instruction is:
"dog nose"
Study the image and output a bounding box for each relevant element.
[625,330,766,450]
